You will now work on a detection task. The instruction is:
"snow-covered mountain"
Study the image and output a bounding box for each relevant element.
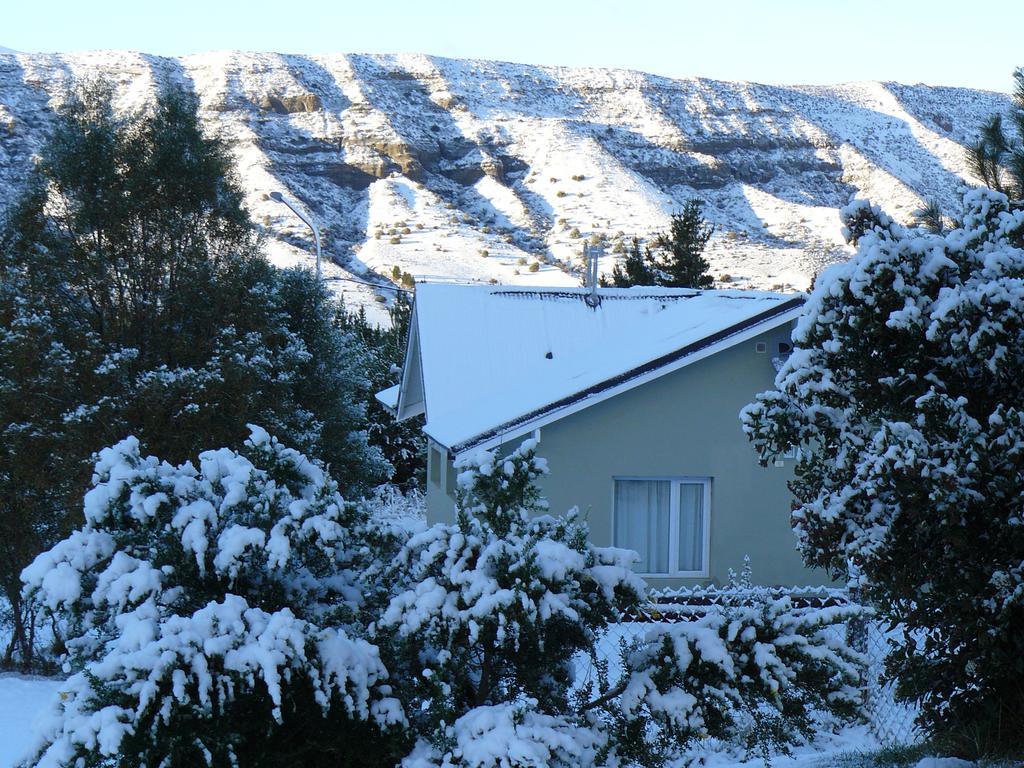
[0,50,1009,319]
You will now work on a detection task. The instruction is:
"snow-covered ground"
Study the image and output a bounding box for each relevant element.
[0,671,876,768]
[688,726,880,767]
[0,674,62,767]
[0,674,986,767]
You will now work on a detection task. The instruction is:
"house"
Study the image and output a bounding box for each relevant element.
[377,283,827,588]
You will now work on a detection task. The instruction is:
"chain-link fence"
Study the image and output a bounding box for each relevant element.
[856,617,921,745]
[583,585,921,746]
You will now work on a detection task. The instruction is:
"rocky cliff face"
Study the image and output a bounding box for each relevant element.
[0,50,1009,317]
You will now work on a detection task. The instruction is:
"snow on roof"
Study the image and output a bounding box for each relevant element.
[375,384,400,413]
[397,284,804,455]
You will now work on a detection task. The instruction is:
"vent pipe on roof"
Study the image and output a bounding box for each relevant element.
[584,242,602,307]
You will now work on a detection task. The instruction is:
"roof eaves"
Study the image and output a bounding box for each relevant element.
[375,384,400,415]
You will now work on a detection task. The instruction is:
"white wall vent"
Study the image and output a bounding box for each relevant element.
[754,341,767,353]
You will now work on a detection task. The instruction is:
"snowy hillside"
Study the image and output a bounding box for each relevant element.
[0,50,1009,318]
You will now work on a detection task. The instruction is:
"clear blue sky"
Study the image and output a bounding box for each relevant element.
[4,0,1021,91]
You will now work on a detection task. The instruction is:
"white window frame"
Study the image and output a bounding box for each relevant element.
[611,476,712,578]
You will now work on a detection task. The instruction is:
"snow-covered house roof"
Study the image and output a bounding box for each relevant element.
[378,284,804,457]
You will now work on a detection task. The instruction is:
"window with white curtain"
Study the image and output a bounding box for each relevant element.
[613,477,710,576]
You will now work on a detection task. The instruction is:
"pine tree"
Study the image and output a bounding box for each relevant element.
[608,199,714,289]
[609,236,658,287]
[337,291,426,489]
[968,68,1024,198]
[651,198,715,288]
[0,81,386,666]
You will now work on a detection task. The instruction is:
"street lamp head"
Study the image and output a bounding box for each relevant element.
[266,189,321,281]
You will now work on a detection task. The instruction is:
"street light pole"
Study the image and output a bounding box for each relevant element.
[269,191,321,281]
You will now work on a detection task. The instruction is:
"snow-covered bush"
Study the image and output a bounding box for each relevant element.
[20,429,865,767]
[741,189,1024,756]
[379,439,863,767]
[402,700,605,768]
[609,596,864,765]
[380,439,645,766]
[365,483,427,528]
[20,426,404,768]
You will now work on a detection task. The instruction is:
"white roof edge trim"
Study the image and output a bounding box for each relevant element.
[395,303,425,422]
[448,305,804,461]
[399,400,426,420]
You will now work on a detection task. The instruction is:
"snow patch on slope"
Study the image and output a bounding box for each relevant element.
[0,51,1010,318]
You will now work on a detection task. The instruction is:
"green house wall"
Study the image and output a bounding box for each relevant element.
[424,323,830,589]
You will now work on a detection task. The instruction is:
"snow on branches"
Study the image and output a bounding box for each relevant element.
[20,426,404,768]
[613,597,863,763]
[741,188,1024,745]
[19,430,866,767]
[379,440,645,747]
[402,700,604,768]
[380,439,863,768]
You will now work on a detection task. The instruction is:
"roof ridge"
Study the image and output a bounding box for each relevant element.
[421,283,796,300]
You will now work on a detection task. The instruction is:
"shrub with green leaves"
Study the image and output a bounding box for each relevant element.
[380,440,645,760]
[608,597,864,765]
[742,188,1024,757]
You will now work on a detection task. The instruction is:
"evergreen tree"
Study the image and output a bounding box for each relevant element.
[0,228,100,667]
[651,198,715,288]
[608,199,714,288]
[0,81,386,666]
[336,291,426,489]
[741,190,1024,759]
[21,428,405,768]
[609,236,658,287]
[968,68,1024,199]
